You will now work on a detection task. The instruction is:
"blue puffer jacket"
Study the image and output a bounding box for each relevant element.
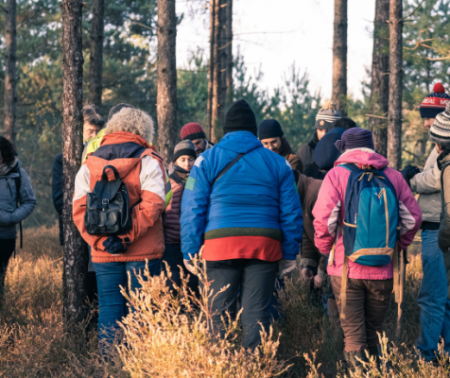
[180,131,303,262]
[0,161,36,239]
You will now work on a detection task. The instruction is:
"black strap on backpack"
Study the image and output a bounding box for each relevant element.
[212,153,246,185]
[14,170,22,252]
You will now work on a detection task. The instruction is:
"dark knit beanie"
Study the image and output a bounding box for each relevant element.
[430,103,450,145]
[258,119,284,140]
[180,123,206,141]
[420,83,450,119]
[334,127,374,153]
[315,101,341,130]
[223,99,257,136]
[313,127,345,170]
[173,140,197,162]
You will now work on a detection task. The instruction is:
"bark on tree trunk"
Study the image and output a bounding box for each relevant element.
[387,0,403,169]
[207,0,216,141]
[157,0,177,164]
[370,0,390,157]
[226,0,233,103]
[208,0,227,143]
[332,0,348,116]
[62,0,89,325]
[4,0,17,149]
[88,0,104,108]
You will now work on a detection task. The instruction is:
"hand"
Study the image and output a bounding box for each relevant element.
[102,235,127,255]
[301,267,314,280]
[278,259,297,278]
[314,275,323,288]
[183,259,198,276]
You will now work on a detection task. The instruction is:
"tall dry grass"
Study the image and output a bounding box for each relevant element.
[0,227,448,377]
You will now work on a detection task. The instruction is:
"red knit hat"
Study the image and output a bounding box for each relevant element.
[420,83,450,119]
[180,123,206,141]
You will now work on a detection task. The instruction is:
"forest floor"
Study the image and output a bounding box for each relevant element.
[0,226,448,377]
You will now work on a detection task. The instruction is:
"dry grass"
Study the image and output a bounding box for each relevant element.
[0,227,448,377]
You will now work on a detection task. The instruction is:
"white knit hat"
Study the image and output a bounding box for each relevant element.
[430,102,450,145]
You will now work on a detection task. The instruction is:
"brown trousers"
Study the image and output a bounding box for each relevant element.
[330,276,393,352]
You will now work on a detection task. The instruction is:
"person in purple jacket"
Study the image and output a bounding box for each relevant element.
[162,140,198,293]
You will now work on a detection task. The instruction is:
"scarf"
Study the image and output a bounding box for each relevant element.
[0,157,19,177]
[173,164,190,185]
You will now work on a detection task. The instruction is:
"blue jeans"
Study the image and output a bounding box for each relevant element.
[94,259,161,344]
[416,229,450,360]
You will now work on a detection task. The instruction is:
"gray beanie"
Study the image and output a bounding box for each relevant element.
[315,101,342,130]
[173,140,196,162]
[430,102,450,145]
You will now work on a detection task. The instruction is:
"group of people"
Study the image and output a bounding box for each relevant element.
[1,82,450,368]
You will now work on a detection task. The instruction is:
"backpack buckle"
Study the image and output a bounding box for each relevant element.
[102,199,109,205]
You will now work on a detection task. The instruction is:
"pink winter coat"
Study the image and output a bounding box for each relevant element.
[312,149,422,280]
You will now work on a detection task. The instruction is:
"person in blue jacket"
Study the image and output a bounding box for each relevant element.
[0,136,36,299]
[180,99,303,349]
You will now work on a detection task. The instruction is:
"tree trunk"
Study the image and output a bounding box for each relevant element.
[370,0,389,157]
[207,0,216,141]
[226,0,233,103]
[332,0,348,116]
[88,0,104,108]
[387,0,403,169]
[4,0,17,149]
[62,0,89,325]
[208,0,228,143]
[157,0,177,164]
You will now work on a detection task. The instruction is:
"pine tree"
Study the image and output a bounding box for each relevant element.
[387,0,403,169]
[89,0,105,108]
[61,0,89,325]
[4,0,17,148]
[157,0,178,163]
[370,0,390,157]
[332,0,348,116]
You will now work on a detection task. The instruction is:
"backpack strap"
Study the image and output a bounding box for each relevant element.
[213,153,246,185]
[340,253,349,320]
[13,169,22,250]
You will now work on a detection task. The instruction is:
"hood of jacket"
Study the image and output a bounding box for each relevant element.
[334,148,388,170]
[278,137,293,157]
[308,131,320,150]
[217,131,262,154]
[438,149,450,170]
[91,131,155,179]
[0,158,20,178]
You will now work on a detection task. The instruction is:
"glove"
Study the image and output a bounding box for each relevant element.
[102,235,127,255]
[401,165,421,186]
[183,259,198,276]
[278,259,297,278]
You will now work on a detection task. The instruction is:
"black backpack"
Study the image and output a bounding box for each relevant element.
[85,165,132,236]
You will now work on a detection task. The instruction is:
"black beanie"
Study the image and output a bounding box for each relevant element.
[258,119,284,140]
[223,99,258,136]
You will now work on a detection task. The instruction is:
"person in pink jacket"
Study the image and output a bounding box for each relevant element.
[313,128,422,365]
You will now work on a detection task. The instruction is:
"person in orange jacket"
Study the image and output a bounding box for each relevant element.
[73,107,167,346]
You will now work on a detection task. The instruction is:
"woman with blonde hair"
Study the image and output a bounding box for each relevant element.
[73,107,167,345]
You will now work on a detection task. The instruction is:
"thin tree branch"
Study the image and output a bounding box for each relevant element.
[402,0,426,21]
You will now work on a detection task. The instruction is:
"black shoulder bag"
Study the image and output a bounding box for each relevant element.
[212,153,246,185]
[85,165,132,235]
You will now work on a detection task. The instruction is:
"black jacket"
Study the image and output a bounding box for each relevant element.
[296,132,324,179]
[52,153,64,245]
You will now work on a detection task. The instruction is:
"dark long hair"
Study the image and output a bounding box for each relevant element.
[0,136,16,166]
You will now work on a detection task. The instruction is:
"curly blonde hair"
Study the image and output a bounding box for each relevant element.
[104,108,154,142]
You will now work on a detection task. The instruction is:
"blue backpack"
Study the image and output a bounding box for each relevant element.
[341,163,399,266]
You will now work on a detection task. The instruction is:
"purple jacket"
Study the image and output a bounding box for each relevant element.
[312,149,422,280]
[163,174,184,244]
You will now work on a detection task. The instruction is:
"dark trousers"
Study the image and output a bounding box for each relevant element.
[205,259,278,349]
[162,244,199,295]
[0,238,15,297]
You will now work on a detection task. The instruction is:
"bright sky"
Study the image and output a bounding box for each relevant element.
[176,0,376,101]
